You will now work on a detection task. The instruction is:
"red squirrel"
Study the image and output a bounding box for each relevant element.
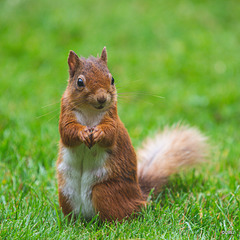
[57,47,208,222]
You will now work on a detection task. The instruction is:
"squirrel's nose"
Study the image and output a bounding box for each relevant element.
[97,96,107,104]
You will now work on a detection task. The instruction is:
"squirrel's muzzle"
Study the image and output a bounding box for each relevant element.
[97,96,107,104]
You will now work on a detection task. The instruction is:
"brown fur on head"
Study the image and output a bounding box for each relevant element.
[65,47,116,112]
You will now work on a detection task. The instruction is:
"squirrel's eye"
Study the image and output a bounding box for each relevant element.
[77,78,84,87]
[111,77,115,85]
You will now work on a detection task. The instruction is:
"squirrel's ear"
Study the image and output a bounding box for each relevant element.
[68,50,81,77]
[100,47,107,64]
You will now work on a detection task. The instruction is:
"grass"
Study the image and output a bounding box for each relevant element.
[0,0,239,239]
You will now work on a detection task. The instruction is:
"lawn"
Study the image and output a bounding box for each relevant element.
[0,0,239,239]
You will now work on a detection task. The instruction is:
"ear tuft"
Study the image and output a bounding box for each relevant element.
[100,46,107,63]
[68,50,80,77]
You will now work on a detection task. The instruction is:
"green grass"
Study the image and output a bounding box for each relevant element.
[0,0,239,239]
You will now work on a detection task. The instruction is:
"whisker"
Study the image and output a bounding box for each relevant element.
[117,98,131,104]
[70,102,84,111]
[47,113,59,122]
[41,100,60,108]
[117,96,134,99]
[117,96,155,106]
[36,108,59,119]
[118,92,165,99]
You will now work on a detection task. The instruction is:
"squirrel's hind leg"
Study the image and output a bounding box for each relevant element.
[58,189,75,220]
[92,180,145,222]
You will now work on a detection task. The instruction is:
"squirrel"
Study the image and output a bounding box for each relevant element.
[57,47,208,222]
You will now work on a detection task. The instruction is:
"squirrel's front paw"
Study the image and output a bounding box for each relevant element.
[79,127,93,149]
[91,126,105,146]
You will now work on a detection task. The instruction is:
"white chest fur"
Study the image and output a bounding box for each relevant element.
[74,109,106,128]
[58,144,108,219]
[58,110,108,218]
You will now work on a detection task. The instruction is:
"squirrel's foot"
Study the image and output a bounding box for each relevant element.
[91,126,105,146]
[79,127,93,149]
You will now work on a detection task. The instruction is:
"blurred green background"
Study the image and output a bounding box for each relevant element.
[0,0,239,238]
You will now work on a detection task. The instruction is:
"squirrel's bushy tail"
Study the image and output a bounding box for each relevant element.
[137,125,208,197]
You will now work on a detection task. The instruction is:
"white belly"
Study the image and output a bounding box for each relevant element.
[58,144,108,219]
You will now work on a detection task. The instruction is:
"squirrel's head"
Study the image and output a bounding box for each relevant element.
[65,47,116,112]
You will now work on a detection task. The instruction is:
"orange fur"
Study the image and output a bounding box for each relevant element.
[57,47,208,222]
[92,180,145,221]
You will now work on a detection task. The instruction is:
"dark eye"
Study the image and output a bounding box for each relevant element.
[111,77,115,85]
[77,78,84,87]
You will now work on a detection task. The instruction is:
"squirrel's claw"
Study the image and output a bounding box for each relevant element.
[91,128,104,145]
[79,127,93,149]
